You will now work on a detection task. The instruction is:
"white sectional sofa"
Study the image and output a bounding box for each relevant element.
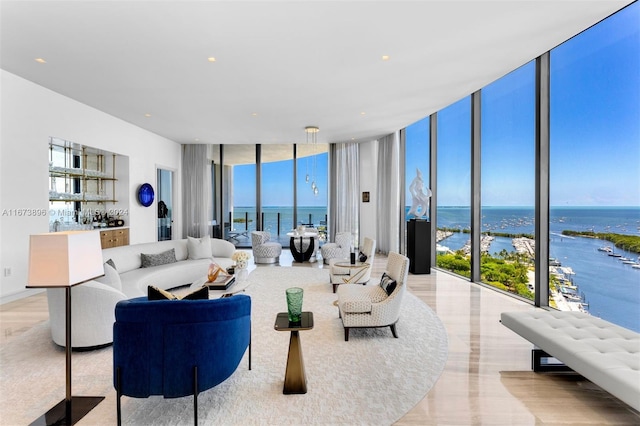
[101,236,235,297]
[47,236,236,349]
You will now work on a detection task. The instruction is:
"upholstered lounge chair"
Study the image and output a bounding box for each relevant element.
[113,294,251,425]
[336,252,410,341]
[329,237,377,293]
[320,231,351,264]
[251,231,282,264]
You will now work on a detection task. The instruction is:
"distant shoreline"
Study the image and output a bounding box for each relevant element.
[562,230,640,254]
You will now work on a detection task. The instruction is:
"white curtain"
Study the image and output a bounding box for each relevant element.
[376,132,401,254]
[328,143,359,244]
[182,144,211,238]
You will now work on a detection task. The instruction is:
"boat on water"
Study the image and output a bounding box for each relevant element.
[560,266,575,275]
[609,252,622,258]
[598,246,613,253]
[632,264,640,270]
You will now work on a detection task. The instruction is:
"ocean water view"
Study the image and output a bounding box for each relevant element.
[233,205,639,331]
[427,206,640,332]
[231,206,327,234]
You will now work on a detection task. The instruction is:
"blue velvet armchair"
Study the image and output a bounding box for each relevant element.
[113,294,251,425]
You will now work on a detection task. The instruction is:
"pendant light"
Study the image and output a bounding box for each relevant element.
[305,126,319,195]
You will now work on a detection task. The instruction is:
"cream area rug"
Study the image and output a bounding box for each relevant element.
[0,266,448,425]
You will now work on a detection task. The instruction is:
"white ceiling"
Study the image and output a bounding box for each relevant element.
[0,1,633,146]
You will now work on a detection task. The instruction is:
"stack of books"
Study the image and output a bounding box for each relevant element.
[206,274,235,290]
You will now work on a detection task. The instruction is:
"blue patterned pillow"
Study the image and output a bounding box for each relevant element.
[141,248,177,268]
[379,272,397,296]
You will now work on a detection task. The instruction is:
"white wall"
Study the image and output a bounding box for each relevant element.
[359,140,378,246]
[0,70,182,303]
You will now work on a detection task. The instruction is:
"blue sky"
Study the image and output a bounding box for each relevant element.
[408,2,639,207]
[236,3,639,209]
[234,152,328,207]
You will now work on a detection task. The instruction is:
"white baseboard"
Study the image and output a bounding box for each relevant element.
[0,288,45,306]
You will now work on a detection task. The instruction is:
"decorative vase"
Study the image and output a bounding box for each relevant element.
[207,265,220,282]
[286,287,304,323]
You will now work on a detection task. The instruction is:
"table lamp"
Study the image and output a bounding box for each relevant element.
[27,230,105,425]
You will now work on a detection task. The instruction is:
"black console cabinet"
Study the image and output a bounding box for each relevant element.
[407,219,431,274]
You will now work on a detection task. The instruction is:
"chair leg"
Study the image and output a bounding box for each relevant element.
[193,366,198,426]
[390,323,398,338]
[344,327,350,341]
[249,321,252,371]
[116,367,122,426]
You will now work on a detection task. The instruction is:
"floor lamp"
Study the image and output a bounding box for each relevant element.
[26,230,105,425]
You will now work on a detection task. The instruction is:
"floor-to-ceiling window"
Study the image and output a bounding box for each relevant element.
[405,117,431,222]
[223,145,256,247]
[436,97,472,276]
[549,2,640,331]
[261,144,294,244]
[401,3,639,331]
[217,143,329,248]
[296,143,329,236]
[480,61,536,299]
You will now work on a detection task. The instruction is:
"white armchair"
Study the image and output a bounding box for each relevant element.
[330,237,376,293]
[251,231,282,264]
[320,231,351,264]
[336,252,410,341]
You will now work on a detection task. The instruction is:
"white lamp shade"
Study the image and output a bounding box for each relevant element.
[28,231,104,287]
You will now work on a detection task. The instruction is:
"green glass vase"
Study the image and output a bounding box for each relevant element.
[286,287,303,323]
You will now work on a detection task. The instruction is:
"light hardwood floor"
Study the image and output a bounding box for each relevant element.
[1,250,638,425]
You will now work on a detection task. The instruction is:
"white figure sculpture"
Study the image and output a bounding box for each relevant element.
[408,168,432,218]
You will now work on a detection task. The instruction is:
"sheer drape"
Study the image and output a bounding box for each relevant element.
[328,143,359,244]
[182,144,211,238]
[376,132,401,254]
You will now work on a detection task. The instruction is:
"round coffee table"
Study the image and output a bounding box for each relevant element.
[331,261,370,293]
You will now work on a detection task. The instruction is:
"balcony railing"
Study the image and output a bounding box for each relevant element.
[223,209,327,248]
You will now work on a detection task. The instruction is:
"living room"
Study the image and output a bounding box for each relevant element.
[1,1,638,424]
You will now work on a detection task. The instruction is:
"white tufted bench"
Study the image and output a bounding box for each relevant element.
[501,310,640,411]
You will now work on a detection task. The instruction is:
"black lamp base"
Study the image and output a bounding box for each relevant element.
[30,396,104,426]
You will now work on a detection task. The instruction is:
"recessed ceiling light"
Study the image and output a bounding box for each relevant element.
[208,57,216,62]
[360,112,366,116]
[194,138,200,142]
[251,112,258,117]
[144,113,152,118]
[382,55,390,61]
[35,58,46,64]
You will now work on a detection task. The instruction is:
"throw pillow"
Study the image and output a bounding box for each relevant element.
[105,258,117,270]
[379,272,397,296]
[187,235,213,260]
[147,285,209,301]
[141,248,177,268]
[358,251,368,262]
[95,262,122,291]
